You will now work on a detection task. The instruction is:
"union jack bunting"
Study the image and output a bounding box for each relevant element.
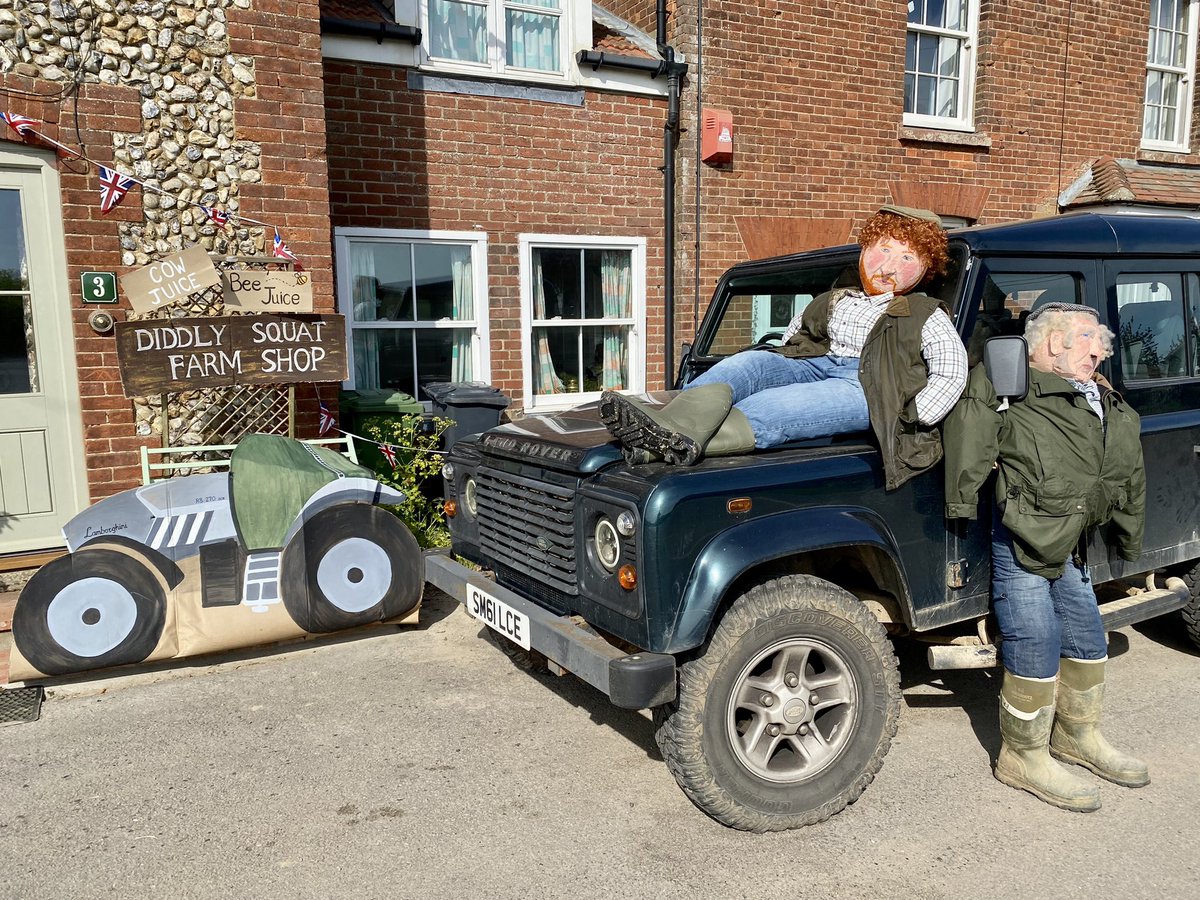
[272,228,300,265]
[2,112,38,136]
[318,402,336,436]
[98,166,136,215]
[201,205,229,226]
[379,444,398,469]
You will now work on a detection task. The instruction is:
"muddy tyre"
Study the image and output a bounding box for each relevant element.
[653,574,901,832]
[1179,560,1200,650]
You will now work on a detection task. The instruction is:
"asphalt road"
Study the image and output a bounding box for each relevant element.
[2,588,1197,900]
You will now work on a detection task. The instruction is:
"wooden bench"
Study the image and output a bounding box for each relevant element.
[139,435,359,484]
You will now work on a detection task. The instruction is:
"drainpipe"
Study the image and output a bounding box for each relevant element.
[657,4,685,389]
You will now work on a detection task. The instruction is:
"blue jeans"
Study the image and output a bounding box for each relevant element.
[991,518,1107,679]
[686,352,870,449]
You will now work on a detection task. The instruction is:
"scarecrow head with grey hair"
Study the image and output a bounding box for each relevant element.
[1024,302,1114,382]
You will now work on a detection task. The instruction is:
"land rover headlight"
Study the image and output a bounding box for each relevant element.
[595,517,621,570]
[463,476,478,517]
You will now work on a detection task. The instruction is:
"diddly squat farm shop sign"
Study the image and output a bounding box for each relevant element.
[114,314,347,397]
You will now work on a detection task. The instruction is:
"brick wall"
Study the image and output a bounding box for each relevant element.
[323,61,667,403]
[227,1,336,451]
[669,0,1178,359]
[1,1,334,501]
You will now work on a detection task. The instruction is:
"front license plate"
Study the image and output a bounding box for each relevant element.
[466,583,531,651]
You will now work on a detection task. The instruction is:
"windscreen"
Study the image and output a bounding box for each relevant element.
[695,244,967,359]
[699,260,858,357]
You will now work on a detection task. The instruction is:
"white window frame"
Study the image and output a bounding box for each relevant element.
[420,0,570,82]
[903,0,980,132]
[519,233,646,412]
[1142,0,1200,152]
[334,227,491,397]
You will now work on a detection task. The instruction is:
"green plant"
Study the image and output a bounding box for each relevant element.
[357,413,452,549]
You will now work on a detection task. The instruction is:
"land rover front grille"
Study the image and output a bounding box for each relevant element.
[476,466,577,594]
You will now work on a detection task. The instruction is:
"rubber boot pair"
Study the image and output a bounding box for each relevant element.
[995,661,1149,811]
[598,384,756,465]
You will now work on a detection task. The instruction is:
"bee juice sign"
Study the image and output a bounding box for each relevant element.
[224,269,315,313]
[115,314,347,398]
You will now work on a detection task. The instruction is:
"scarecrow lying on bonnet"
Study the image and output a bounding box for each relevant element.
[599,205,970,490]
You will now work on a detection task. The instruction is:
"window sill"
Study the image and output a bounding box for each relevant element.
[897,125,992,148]
[408,69,584,106]
[1136,148,1200,166]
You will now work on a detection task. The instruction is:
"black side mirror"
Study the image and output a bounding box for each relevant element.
[984,335,1029,401]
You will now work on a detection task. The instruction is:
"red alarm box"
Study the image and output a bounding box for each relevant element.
[701,108,734,165]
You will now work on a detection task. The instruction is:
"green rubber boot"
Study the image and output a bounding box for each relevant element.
[1050,657,1150,788]
[701,407,757,458]
[994,670,1102,812]
[599,385,734,465]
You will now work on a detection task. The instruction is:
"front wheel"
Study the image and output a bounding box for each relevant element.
[281,503,422,633]
[654,574,901,832]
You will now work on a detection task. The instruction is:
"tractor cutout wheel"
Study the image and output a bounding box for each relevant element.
[280,503,422,633]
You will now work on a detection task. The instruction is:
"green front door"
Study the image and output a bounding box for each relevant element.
[0,147,88,554]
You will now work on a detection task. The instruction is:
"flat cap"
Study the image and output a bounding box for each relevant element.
[876,204,943,225]
[1026,301,1099,324]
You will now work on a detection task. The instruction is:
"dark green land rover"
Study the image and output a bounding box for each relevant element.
[427,212,1200,831]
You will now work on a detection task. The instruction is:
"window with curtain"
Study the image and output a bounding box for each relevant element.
[336,230,488,401]
[1142,0,1199,151]
[904,0,978,131]
[522,236,645,409]
[426,0,564,76]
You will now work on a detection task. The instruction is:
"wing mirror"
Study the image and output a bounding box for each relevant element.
[984,336,1029,403]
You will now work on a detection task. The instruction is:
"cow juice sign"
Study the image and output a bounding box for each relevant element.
[119,246,223,315]
[115,314,347,397]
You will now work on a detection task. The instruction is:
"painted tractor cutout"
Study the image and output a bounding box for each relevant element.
[11,434,422,679]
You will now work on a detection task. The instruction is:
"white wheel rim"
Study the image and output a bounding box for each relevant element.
[315,537,392,612]
[46,577,139,658]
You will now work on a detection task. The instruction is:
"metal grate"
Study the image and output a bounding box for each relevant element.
[0,686,44,726]
[476,466,578,595]
[492,562,572,615]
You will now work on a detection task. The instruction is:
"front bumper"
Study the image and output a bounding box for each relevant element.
[424,551,676,709]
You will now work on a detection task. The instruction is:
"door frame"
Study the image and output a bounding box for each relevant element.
[0,143,90,553]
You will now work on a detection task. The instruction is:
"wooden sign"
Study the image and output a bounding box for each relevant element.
[119,246,222,315]
[114,314,347,397]
[224,269,314,313]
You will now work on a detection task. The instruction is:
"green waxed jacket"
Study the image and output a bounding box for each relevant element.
[779,288,946,490]
[943,365,1146,578]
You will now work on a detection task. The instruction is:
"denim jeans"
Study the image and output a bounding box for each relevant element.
[991,517,1107,679]
[686,352,870,449]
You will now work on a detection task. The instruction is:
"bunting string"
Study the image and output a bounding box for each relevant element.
[317,399,448,463]
[2,110,302,265]
[334,425,448,461]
